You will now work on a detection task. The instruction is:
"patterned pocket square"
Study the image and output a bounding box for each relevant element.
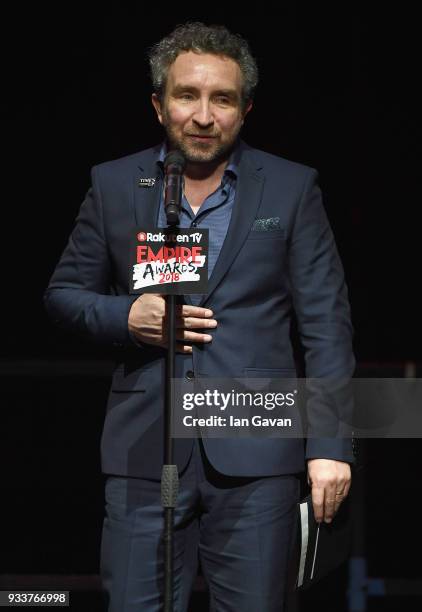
[252,217,281,231]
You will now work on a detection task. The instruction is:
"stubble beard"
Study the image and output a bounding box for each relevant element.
[162,117,241,165]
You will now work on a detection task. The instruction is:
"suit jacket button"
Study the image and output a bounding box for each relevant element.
[186,370,195,380]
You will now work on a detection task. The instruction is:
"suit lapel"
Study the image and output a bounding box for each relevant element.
[133,146,163,229]
[200,147,265,306]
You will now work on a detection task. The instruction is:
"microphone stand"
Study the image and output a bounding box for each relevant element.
[162,288,178,612]
[162,287,178,612]
[162,181,183,612]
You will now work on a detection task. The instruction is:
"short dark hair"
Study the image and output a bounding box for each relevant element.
[148,22,259,108]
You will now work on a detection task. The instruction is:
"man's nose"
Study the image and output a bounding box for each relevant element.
[192,100,214,127]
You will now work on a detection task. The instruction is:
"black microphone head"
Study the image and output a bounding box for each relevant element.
[164,150,186,174]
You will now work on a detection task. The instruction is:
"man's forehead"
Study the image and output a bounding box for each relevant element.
[167,51,242,88]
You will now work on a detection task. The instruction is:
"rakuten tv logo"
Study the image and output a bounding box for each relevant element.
[136,231,203,244]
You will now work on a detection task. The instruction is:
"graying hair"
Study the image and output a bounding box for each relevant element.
[148,22,259,108]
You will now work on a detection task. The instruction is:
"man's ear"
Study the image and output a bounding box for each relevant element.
[151,93,163,125]
[241,100,253,125]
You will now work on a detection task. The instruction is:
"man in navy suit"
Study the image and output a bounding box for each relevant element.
[45,22,355,612]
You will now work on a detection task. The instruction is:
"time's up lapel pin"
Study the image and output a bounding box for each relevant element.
[138,177,156,188]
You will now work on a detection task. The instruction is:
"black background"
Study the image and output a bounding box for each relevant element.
[1,5,421,611]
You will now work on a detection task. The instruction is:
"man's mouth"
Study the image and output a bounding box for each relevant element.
[187,134,217,140]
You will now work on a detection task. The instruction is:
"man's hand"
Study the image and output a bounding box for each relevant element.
[128,294,217,353]
[307,458,351,524]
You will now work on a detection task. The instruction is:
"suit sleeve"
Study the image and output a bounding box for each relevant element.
[44,166,138,348]
[288,169,356,463]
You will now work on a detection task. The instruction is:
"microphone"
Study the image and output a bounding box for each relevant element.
[164,150,186,226]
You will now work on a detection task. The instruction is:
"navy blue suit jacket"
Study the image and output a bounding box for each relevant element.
[45,140,355,479]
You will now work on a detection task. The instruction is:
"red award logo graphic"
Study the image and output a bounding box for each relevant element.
[131,227,209,294]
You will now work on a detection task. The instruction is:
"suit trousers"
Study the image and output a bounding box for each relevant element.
[100,438,300,612]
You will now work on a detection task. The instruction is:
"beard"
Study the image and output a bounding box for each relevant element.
[161,115,241,165]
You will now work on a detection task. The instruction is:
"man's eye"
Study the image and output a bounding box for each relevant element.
[215,97,231,105]
[180,93,194,100]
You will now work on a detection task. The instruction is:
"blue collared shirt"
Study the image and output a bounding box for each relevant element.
[156,142,240,302]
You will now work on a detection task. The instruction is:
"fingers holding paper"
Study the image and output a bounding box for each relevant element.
[306,458,351,524]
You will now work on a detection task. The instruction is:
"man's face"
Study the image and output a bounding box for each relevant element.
[152,51,252,165]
